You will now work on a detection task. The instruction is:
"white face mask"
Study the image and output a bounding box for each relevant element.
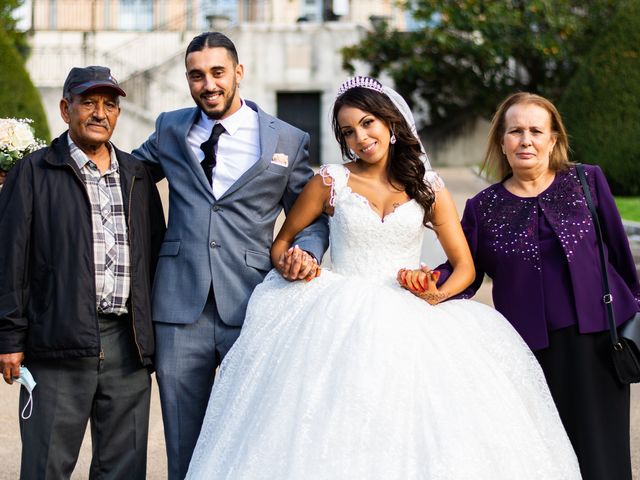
[13,366,36,420]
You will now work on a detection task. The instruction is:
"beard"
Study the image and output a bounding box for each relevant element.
[197,77,239,120]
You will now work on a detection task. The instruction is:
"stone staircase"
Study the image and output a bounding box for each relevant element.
[27,8,195,106]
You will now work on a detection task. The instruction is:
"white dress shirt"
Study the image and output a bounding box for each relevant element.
[187,100,261,199]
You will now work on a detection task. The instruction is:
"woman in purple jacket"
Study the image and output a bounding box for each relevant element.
[402,92,639,480]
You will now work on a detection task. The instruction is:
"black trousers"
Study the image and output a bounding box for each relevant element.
[19,314,151,480]
[535,325,631,480]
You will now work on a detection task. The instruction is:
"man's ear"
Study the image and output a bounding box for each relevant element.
[59,98,71,124]
[235,63,244,84]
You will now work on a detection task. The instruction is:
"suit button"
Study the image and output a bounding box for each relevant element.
[210,241,219,248]
[212,205,222,212]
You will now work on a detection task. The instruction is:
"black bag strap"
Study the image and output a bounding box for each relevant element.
[575,163,621,347]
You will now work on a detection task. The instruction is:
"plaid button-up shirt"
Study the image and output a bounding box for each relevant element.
[69,137,131,314]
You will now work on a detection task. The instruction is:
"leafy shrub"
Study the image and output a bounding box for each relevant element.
[559,0,640,195]
[0,28,50,142]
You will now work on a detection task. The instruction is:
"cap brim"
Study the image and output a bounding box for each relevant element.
[70,81,127,97]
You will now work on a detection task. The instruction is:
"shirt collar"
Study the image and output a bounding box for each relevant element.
[199,99,253,137]
[67,135,119,174]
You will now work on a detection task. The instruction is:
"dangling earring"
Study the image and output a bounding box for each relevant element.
[390,130,397,145]
[348,148,358,161]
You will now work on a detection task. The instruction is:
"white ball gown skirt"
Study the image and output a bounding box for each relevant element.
[186,271,581,479]
[186,164,580,479]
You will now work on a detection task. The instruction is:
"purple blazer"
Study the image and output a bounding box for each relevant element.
[437,164,640,351]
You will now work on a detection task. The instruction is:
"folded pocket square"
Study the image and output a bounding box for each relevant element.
[271,153,289,167]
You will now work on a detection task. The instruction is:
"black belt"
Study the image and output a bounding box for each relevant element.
[97,312,129,321]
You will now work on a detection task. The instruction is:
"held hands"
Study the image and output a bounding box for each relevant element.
[397,265,449,305]
[276,245,321,282]
[0,352,25,385]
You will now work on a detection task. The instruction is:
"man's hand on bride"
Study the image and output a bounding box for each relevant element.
[276,245,321,282]
[397,265,449,305]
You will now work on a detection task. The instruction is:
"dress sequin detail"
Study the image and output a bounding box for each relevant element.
[476,168,595,270]
[539,169,595,261]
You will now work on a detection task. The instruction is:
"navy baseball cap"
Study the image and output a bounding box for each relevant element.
[63,66,126,97]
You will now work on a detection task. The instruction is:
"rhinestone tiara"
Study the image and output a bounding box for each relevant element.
[336,76,384,97]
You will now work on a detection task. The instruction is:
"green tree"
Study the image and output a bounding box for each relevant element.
[342,0,617,126]
[0,0,29,59]
[558,0,640,195]
[0,28,50,141]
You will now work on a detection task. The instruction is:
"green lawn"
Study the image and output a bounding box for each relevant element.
[615,197,640,223]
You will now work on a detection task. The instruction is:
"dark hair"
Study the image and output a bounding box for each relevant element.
[332,87,435,226]
[185,32,239,65]
[482,92,571,181]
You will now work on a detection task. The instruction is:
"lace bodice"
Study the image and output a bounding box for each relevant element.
[320,164,442,280]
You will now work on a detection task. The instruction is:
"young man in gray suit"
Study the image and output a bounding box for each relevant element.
[133,32,329,479]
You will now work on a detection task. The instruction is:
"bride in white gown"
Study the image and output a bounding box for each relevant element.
[186,77,581,479]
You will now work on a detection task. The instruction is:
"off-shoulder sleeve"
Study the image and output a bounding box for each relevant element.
[319,164,350,207]
[424,170,445,192]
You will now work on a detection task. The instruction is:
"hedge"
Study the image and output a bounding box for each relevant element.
[558,0,640,196]
[0,29,50,142]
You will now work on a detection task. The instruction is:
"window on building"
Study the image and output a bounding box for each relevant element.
[48,0,57,29]
[200,0,238,28]
[299,0,322,22]
[118,0,154,31]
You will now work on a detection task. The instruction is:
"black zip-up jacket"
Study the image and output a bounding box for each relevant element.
[0,132,165,368]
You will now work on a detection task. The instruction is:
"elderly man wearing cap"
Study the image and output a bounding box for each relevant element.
[0,65,165,479]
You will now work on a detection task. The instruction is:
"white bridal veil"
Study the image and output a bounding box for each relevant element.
[382,85,431,169]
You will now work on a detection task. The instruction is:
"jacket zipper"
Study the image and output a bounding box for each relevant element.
[128,177,144,364]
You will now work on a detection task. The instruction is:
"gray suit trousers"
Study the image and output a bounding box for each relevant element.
[155,290,241,480]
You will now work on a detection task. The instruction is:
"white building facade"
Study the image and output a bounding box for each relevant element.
[26,0,409,164]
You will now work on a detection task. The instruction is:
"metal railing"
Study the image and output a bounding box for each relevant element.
[27,29,192,85]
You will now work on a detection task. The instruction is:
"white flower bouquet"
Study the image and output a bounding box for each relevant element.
[0,118,46,173]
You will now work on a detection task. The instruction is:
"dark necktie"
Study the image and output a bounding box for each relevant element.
[200,123,226,186]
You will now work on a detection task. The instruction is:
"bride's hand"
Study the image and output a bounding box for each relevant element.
[397,266,447,305]
[276,245,321,282]
[397,264,434,292]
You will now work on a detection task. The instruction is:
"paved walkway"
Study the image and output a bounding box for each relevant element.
[0,167,637,478]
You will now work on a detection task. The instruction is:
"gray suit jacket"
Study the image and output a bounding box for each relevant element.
[133,101,329,326]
